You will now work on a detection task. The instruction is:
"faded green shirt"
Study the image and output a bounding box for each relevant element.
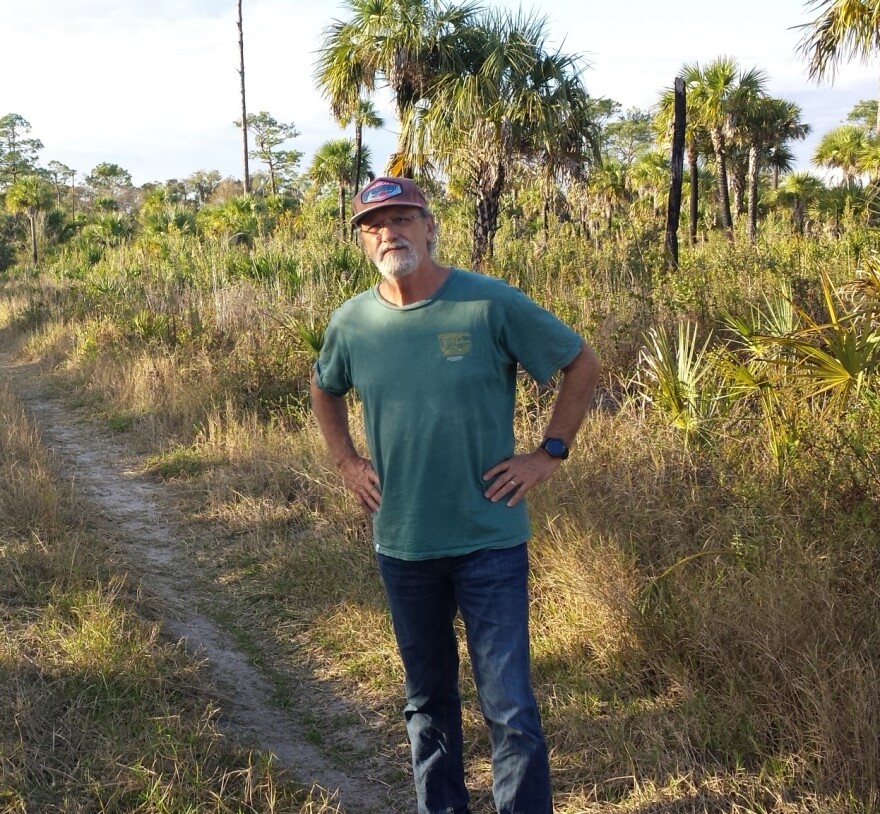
[314,268,583,560]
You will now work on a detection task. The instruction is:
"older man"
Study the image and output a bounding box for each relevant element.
[310,176,600,814]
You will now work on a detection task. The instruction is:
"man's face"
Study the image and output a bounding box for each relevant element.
[358,207,433,280]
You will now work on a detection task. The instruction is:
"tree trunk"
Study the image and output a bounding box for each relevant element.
[730,167,745,220]
[876,63,880,135]
[687,141,699,246]
[237,0,250,194]
[471,161,505,270]
[746,143,760,243]
[338,182,347,238]
[710,126,734,239]
[28,210,38,265]
[353,122,363,194]
[664,76,686,269]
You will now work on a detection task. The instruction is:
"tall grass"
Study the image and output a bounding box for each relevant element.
[0,381,343,812]
[2,207,879,811]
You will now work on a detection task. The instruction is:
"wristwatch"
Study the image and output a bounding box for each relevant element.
[540,437,569,460]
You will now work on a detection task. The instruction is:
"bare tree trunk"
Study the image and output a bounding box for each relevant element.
[688,142,699,246]
[237,0,250,194]
[338,183,347,237]
[746,144,760,243]
[353,121,363,194]
[665,76,686,270]
[28,211,38,265]
[876,64,880,135]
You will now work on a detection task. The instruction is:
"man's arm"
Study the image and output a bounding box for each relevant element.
[483,342,600,507]
[310,371,381,513]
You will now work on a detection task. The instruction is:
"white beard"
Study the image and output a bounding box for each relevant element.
[375,241,420,280]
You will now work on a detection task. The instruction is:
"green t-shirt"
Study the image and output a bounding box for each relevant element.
[314,268,583,560]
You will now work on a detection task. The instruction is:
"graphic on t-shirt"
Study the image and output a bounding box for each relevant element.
[438,332,471,360]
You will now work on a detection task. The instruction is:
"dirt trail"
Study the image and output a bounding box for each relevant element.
[2,358,404,814]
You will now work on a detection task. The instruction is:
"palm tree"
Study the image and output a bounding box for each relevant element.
[630,150,672,218]
[309,139,372,235]
[813,123,873,182]
[587,158,629,234]
[399,8,598,266]
[6,175,54,265]
[742,98,811,241]
[688,57,768,238]
[778,170,826,235]
[314,0,482,168]
[337,97,385,194]
[797,0,880,133]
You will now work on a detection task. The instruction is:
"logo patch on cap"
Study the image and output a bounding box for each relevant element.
[361,181,403,204]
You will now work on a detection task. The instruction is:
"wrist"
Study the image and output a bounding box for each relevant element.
[538,436,570,460]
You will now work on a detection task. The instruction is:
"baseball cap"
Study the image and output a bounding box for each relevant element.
[350,176,428,225]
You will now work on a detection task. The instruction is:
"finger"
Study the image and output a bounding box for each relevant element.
[486,475,521,503]
[482,459,512,482]
[506,483,526,507]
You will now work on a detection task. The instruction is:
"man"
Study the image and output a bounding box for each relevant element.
[310,176,600,814]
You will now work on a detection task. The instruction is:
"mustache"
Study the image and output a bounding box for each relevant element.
[378,239,412,259]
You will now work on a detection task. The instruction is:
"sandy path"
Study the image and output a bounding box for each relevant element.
[3,359,405,814]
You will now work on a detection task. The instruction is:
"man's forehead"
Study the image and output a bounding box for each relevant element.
[360,205,425,223]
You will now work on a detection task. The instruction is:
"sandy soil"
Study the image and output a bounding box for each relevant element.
[3,357,408,814]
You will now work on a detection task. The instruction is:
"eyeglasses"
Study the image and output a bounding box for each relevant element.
[359,213,425,235]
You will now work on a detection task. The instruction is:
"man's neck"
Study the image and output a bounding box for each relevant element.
[378,260,450,306]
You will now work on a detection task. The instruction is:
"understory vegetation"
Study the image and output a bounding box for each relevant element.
[0,192,878,811]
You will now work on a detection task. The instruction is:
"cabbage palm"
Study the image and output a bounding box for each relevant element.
[401,8,597,266]
[813,123,873,182]
[798,0,880,133]
[630,150,671,217]
[689,57,768,238]
[337,97,384,194]
[309,139,372,235]
[778,170,826,234]
[5,175,54,265]
[314,0,482,167]
[742,97,811,241]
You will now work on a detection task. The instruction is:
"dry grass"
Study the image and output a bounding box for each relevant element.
[0,380,345,812]
[1,224,879,812]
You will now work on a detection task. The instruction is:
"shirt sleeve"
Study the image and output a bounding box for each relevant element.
[499,286,584,383]
[313,312,352,397]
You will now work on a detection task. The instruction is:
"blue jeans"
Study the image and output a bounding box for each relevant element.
[377,543,552,814]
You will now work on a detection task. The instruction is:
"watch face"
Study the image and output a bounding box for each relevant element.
[544,438,567,457]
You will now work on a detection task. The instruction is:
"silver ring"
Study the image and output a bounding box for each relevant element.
[509,479,517,486]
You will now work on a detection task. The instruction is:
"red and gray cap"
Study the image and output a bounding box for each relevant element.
[350,176,428,225]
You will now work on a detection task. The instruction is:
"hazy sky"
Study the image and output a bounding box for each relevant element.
[2,0,876,186]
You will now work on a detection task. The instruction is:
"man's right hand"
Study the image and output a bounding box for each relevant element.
[338,456,381,514]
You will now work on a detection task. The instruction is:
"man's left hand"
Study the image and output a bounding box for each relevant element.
[482,451,562,507]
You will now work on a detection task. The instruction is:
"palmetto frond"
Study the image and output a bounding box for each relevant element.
[760,274,880,417]
[636,322,724,443]
[798,0,880,80]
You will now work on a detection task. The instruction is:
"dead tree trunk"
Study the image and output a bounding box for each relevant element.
[237,0,250,194]
[665,76,686,270]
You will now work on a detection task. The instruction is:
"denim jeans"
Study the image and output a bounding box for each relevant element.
[377,543,552,814]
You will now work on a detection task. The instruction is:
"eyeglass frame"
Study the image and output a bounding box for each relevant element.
[357,209,429,235]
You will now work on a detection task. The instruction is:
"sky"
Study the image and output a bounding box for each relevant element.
[2,0,877,188]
